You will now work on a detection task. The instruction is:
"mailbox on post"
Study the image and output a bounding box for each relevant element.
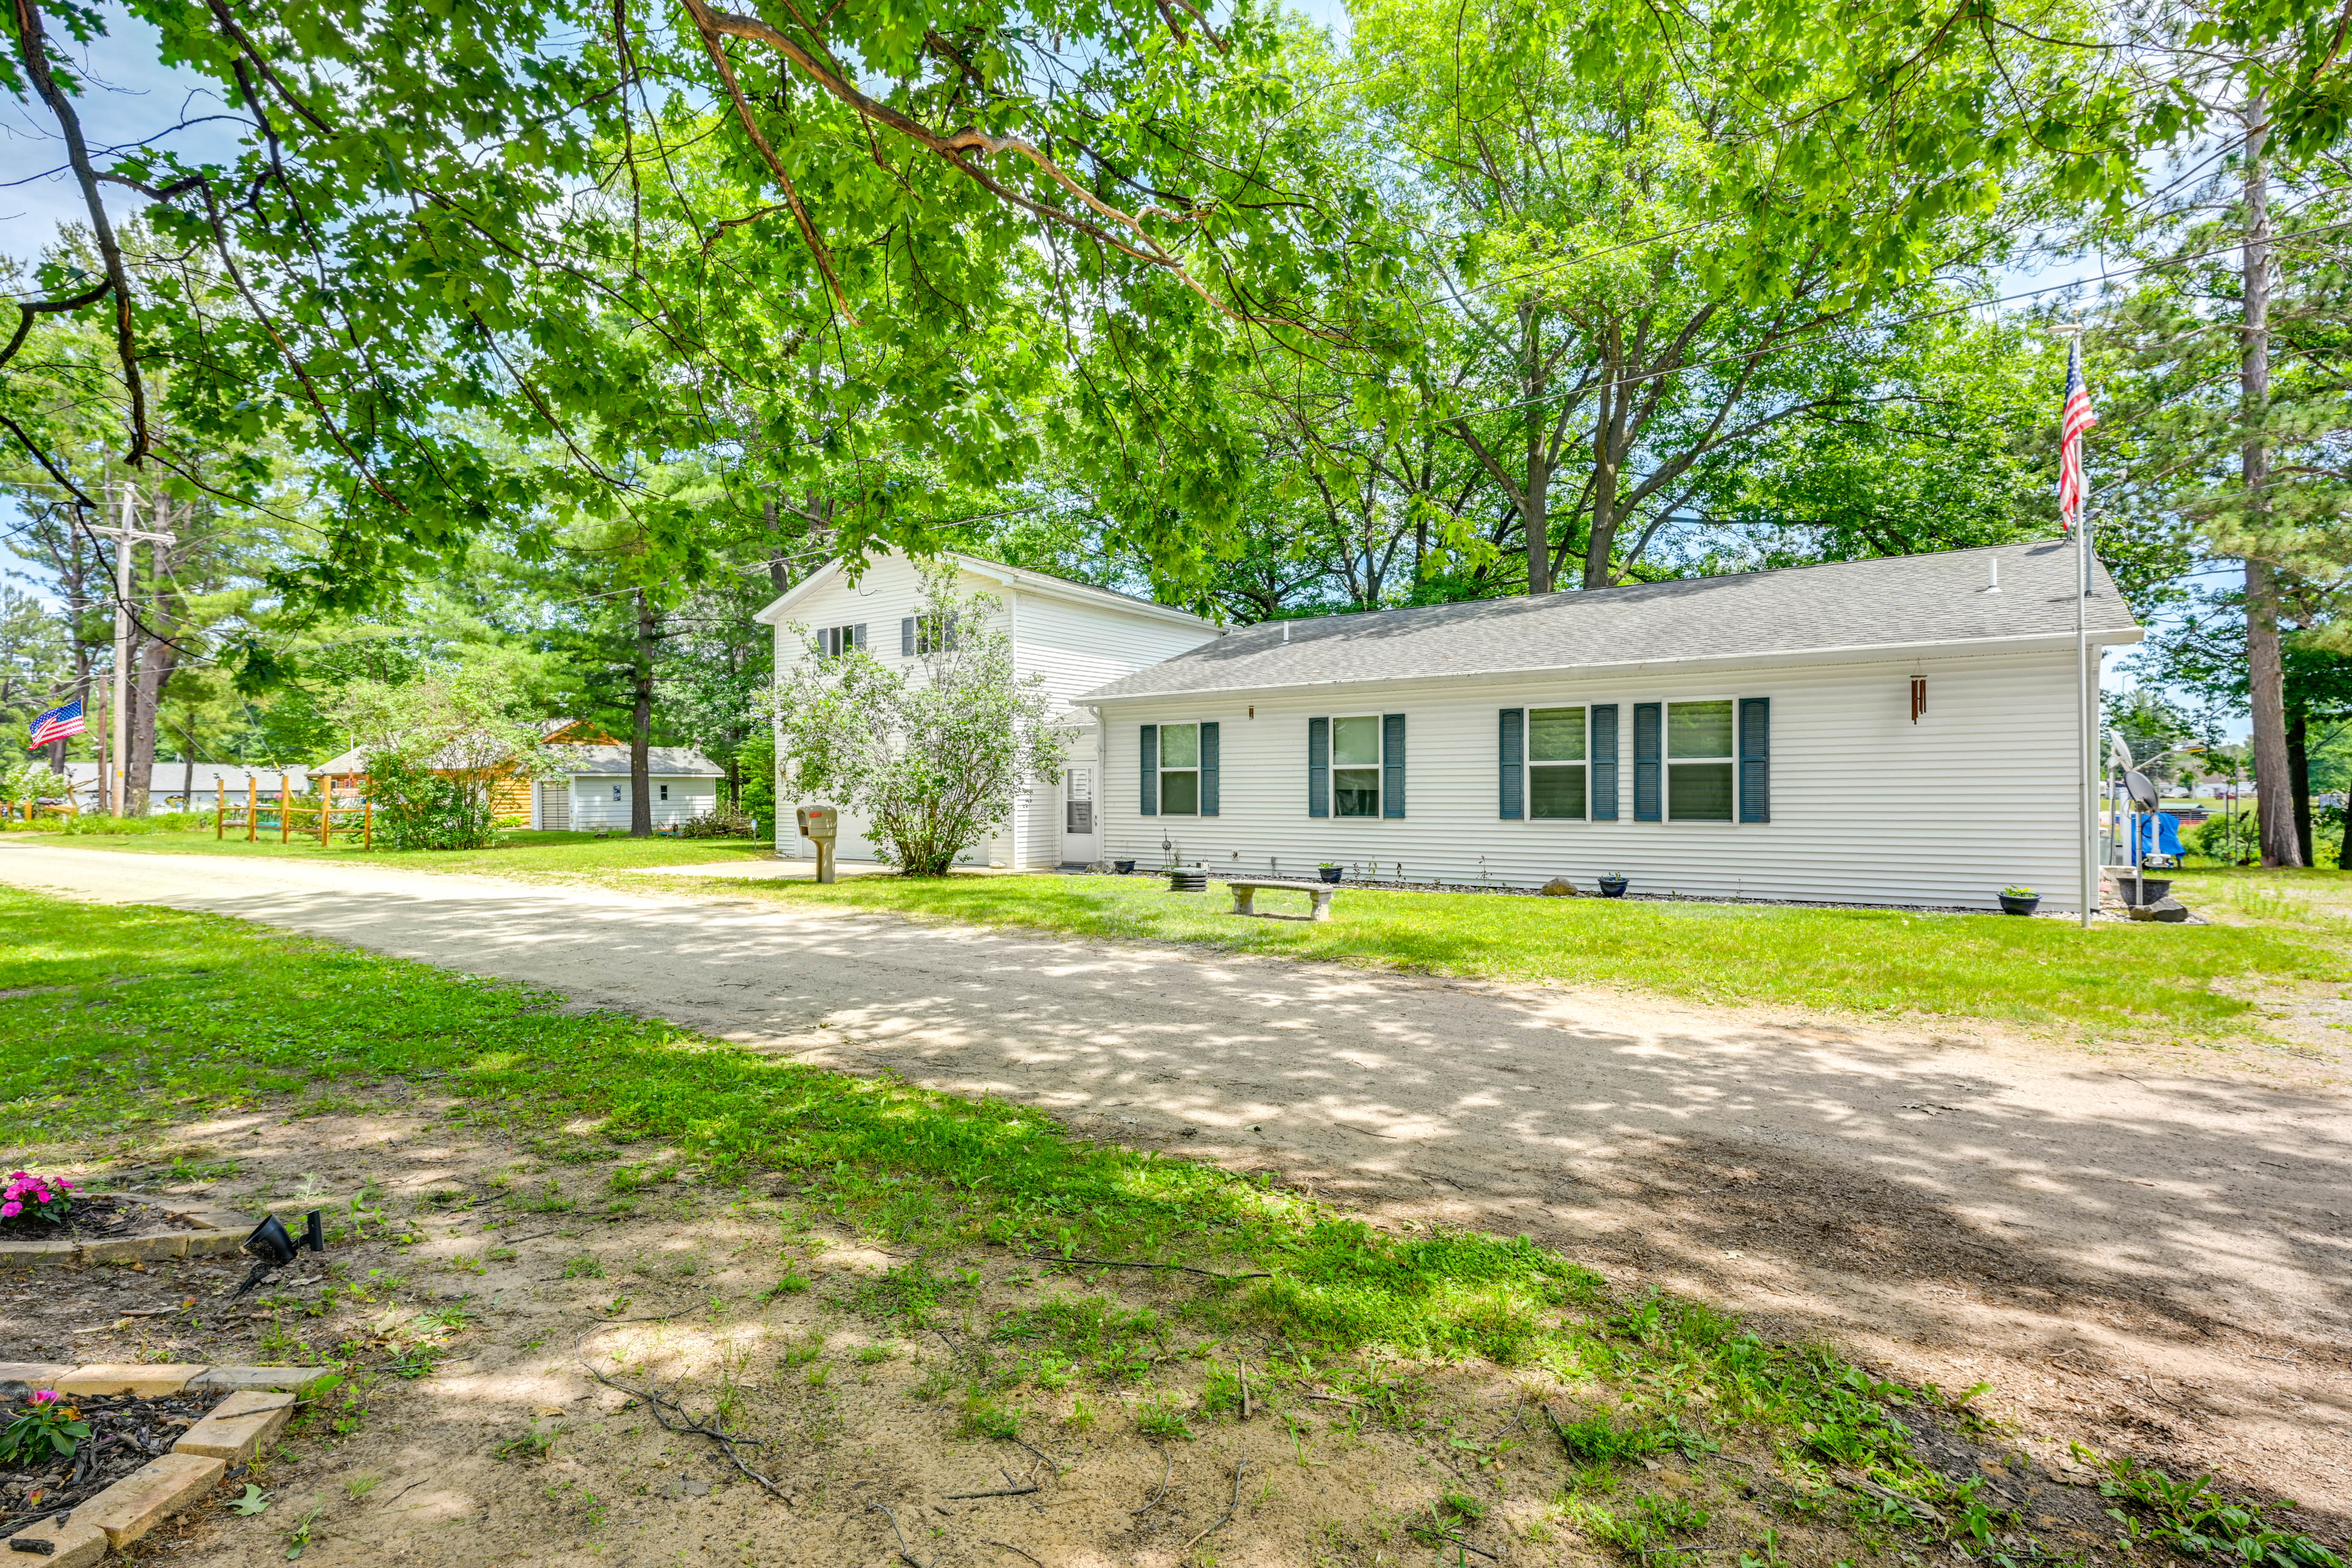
[796,804,839,884]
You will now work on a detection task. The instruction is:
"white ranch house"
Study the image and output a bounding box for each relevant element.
[761,541,2141,912]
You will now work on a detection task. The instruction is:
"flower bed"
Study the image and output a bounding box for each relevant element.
[0,1389,211,1532]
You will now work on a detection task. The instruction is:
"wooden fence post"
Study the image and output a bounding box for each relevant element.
[363,799,372,851]
[279,773,290,843]
[247,776,257,842]
[214,776,224,840]
[321,788,332,846]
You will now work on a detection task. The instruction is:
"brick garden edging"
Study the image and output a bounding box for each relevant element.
[1,1363,315,1566]
[0,1202,249,1267]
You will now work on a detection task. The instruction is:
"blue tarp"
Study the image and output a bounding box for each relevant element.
[2130,812,2184,858]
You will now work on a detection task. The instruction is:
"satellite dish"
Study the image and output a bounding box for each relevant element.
[2107,736,2134,773]
[2124,769,2160,812]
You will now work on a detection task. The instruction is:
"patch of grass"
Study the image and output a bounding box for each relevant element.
[1133,1391,1193,1441]
[562,1255,605,1280]
[701,869,2346,1038]
[4,882,2318,1568]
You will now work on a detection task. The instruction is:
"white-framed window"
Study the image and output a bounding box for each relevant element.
[1332,715,1383,817]
[1529,706,1587,820]
[1158,722,1200,815]
[659,783,670,801]
[1667,699,1736,822]
[816,623,865,658]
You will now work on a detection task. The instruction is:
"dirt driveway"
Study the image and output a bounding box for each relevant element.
[5,840,2348,1525]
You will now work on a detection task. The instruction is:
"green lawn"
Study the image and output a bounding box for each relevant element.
[1,884,2330,1566]
[0,884,1932,1477]
[0,824,772,875]
[646,869,2348,1039]
[13,826,2346,1036]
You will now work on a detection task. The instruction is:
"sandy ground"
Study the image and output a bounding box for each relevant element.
[4,840,2349,1532]
[9,1106,2106,1568]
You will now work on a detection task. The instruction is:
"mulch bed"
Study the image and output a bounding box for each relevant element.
[0,1390,216,1532]
[0,1194,200,1243]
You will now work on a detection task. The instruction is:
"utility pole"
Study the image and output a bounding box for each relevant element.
[95,480,173,818]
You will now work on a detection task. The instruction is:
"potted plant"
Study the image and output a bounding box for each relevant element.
[1317,862,1343,884]
[1113,858,1136,875]
[1999,884,2040,916]
[1596,872,1629,898]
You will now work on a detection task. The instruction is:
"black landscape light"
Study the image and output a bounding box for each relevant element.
[241,1214,298,1264]
[303,1209,326,1254]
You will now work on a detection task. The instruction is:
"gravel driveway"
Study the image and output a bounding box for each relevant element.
[6,841,2348,1523]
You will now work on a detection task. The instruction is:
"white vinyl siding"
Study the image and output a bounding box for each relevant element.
[566,777,720,831]
[1095,649,2094,911]
[766,551,1218,869]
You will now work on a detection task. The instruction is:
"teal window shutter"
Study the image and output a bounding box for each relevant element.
[1591,704,1619,820]
[1382,714,1406,818]
[1140,725,1159,816]
[1307,717,1329,818]
[1633,703,1662,821]
[1200,722,1220,816]
[1739,698,1770,823]
[1499,709,1523,819]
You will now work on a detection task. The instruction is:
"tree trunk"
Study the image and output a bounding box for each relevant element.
[2289,704,2312,864]
[1521,307,1552,595]
[2241,99,2301,866]
[630,587,654,838]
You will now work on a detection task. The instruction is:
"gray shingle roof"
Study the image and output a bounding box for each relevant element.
[551,745,723,778]
[1078,541,2139,703]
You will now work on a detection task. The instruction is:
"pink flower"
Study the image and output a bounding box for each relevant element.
[29,1390,58,1406]
[57,1179,73,1189]
[1,1204,20,1218]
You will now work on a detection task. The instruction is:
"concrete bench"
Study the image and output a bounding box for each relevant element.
[1225,878,1340,922]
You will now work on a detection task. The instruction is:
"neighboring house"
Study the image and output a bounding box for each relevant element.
[53,762,311,812]
[536,745,726,832]
[1073,540,2143,913]
[312,720,726,831]
[753,550,1221,869]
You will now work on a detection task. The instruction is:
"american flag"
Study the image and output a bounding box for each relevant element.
[2058,336,2097,532]
[28,698,86,749]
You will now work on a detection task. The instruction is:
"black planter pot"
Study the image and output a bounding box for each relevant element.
[1317,865,1343,884]
[1113,859,1136,875]
[2114,876,2172,907]
[1597,878,1629,898]
[1999,893,2040,916]
[1168,866,1208,894]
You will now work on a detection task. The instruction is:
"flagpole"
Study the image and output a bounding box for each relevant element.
[2051,324,2095,928]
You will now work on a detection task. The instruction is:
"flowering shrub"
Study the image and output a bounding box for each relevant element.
[0,1171,73,1224]
[0,1391,89,1464]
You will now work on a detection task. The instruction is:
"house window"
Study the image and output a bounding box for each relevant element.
[611,785,622,800]
[1158,723,1200,815]
[816,624,865,658]
[1667,700,1736,821]
[1528,707,1587,820]
[902,614,959,655]
[1332,715,1382,817]
[659,783,670,801]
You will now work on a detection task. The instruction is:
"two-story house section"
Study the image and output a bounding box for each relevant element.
[752,550,1222,870]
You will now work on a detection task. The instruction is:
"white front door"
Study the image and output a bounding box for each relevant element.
[1061,766,1098,865]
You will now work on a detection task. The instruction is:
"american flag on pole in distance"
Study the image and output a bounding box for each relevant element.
[28,698,86,749]
[2058,336,2097,532]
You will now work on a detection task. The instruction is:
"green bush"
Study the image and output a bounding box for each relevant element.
[2187,812,2258,865]
[59,812,211,835]
[369,756,500,851]
[677,807,755,839]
